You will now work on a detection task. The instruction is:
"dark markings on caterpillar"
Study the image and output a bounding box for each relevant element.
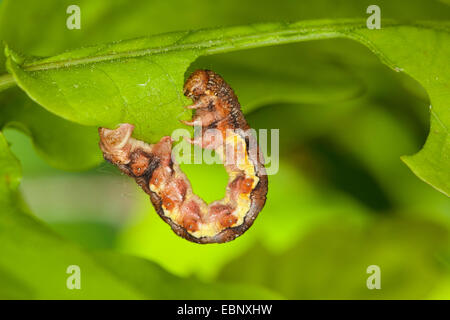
[98,70,268,244]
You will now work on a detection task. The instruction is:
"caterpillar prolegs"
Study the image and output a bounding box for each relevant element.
[99,70,268,243]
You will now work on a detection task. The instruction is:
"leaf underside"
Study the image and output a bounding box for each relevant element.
[3,20,450,196]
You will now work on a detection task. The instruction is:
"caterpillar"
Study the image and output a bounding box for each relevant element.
[98,70,268,243]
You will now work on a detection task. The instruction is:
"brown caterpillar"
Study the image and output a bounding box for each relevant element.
[98,70,268,243]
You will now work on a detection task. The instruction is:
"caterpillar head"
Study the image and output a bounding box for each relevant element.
[183,69,209,100]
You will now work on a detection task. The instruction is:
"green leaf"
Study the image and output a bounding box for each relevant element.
[189,46,365,114]
[328,100,450,213]
[0,132,280,299]
[3,19,377,142]
[352,24,450,196]
[0,88,101,171]
[4,20,449,194]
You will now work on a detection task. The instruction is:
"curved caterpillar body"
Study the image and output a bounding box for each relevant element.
[99,70,268,243]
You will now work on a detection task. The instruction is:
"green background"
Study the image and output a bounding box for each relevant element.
[0,0,449,299]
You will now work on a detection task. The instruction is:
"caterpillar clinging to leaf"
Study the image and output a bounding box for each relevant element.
[98,70,268,243]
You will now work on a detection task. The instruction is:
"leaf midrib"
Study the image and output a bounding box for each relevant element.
[11,20,374,71]
[1,19,447,92]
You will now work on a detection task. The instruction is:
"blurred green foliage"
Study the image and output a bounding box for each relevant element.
[0,0,449,299]
[0,132,281,299]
